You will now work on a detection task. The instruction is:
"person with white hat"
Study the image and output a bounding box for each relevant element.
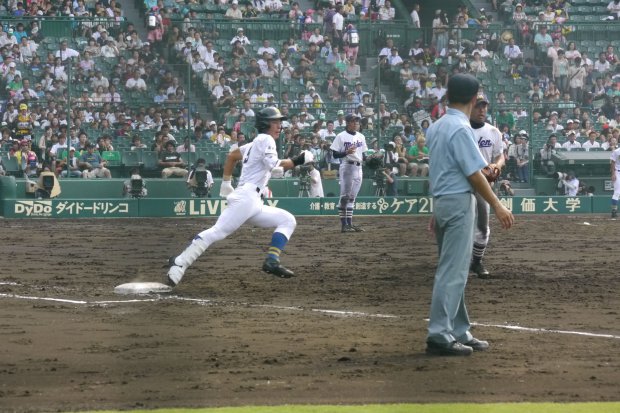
[229,27,250,45]
[225,0,243,19]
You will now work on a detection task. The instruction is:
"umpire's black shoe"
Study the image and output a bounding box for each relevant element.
[462,338,489,352]
[470,261,490,278]
[426,340,473,356]
[341,225,356,233]
[262,258,295,278]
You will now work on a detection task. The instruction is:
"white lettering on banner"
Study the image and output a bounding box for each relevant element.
[566,197,581,212]
[499,197,513,211]
[14,200,53,217]
[187,200,229,216]
[418,197,432,213]
[543,197,559,212]
[521,198,536,212]
[265,200,279,207]
[174,200,187,215]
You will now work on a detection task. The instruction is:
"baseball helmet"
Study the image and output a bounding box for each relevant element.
[255,107,287,133]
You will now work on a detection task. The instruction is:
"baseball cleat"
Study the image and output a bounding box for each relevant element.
[349,224,364,232]
[612,210,618,218]
[470,261,490,278]
[262,258,295,278]
[341,225,356,233]
[165,256,185,287]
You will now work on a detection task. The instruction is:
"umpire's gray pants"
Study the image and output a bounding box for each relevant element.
[427,192,475,345]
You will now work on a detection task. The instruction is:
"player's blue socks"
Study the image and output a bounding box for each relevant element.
[612,199,618,206]
[346,207,353,226]
[267,232,288,261]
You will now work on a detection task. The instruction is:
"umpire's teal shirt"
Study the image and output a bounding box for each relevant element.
[426,108,487,196]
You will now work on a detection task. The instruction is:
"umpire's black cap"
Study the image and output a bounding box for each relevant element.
[447,74,480,104]
[345,113,361,122]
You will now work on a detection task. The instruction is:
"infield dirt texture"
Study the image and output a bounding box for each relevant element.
[1,215,619,412]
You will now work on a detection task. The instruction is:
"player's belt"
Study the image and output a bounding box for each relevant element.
[347,161,361,166]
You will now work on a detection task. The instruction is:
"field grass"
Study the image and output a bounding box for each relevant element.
[82,402,620,413]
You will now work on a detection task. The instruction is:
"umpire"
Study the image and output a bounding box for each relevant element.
[425,74,514,356]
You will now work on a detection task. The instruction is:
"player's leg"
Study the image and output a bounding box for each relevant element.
[471,193,491,278]
[338,165,354,231]
[612,172,620,218]
[247,205,297,277]
[167,191,261,286]
[347,166,364,231]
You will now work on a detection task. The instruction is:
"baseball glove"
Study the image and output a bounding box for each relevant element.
[481,164,501,183]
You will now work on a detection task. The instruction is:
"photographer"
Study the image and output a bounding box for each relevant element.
[539,134,561,175]
[307,162,324,197]
[381,167,398,196]
[557,171,579,196]
[187,158,214,198]
[122,168,147,198]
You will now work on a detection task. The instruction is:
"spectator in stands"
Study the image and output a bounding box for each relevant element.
[562,131,582,151]
[79,143,111,178]
[472,40,490,59]
[157,140,187,179]
[607,0,620,19]
[55,40,80,62]
[539,134,560,175]
[582,130,601,151]
[332,5,345,49]
[469,52,487,74]
[378,0,395,20]
[177,137,196,154]
[432,10,449,54]
[225,0,243,19]
[595,52,611,74]
[230,28,250,46]
[100,38,120,58]
[503,38,523,63]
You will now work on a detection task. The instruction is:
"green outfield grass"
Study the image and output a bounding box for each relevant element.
[82,402,620,413]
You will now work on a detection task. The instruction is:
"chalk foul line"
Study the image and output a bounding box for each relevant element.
[2,292,619,340]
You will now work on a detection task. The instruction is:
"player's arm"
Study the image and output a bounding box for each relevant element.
[468,171,514,229]
[222,148,243,181]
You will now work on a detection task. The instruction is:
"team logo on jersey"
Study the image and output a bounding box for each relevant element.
[478,138,493,148]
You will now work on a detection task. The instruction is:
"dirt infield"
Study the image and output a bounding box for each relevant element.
[1,215,620,412]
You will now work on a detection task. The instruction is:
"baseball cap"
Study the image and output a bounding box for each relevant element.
[337,110,344,115]
[519,129,528,136]
[19,103,27,110]
[69,147,76,151]
[429,73,437,78]
[345,113,360,122]
[209,120,216,126]
[475,92,489,105]
[566,119,573,124]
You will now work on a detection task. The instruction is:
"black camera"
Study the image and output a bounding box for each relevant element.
[193,165,211,198]
[365,155,384,170]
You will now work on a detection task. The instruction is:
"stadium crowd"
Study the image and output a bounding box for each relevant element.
[0,0,619,195]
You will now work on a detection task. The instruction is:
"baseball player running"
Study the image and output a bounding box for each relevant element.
[166,107,314,286]
[331,113,368,232]
[610,146,620,218]
[469,92,505,278]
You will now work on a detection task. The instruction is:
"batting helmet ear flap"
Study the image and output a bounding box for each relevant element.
[256,107,287,133]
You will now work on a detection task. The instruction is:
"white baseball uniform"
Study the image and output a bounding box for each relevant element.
[330,127,367,229]
[330,128,367,200]
[196,133,296,243]
[167,132,297,285]
[610,147,620,201]
[472,122,503,255]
